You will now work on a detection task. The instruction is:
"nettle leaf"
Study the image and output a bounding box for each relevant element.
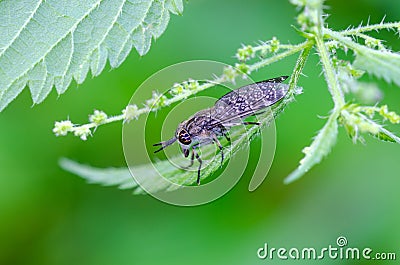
[60,152,210,195]
[326,29,400,87]
[0,0,183,111]
[60,158,138,191]
[285,111,339,184]
[353,48,400,87]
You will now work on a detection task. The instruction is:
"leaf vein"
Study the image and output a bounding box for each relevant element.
[0,0,43,58]
[1,0,103,96]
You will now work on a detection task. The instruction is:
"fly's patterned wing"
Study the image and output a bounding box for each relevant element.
[209,76,289,127]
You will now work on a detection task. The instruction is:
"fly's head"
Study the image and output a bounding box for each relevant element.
[176,122,192,157]
[177,128,192,145]
[153,120,194,156]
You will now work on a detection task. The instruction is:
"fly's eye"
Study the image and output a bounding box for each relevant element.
[178,130,192,145]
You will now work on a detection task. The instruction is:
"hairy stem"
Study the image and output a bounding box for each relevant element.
[315,34,345,109]
[249,41,311,72]
[288,41,313,95]
[341,21,400,35]
[325,28,378,54]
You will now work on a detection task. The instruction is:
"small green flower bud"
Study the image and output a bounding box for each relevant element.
[74,125,91,141]
[53,120,74,136]
[123,104,139,123]
[236,45,255,61]
[270,37,280,53]
[379,105,400,124]
[222,66,238,83]
[146,91,167,110]
[379,105,389,117]
[89,110,107,125]
[235,63,250,76]
[170,83,184,95]
[186,79,199,90]
[364,107,375,118]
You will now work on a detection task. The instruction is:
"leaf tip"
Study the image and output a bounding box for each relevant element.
[284,169,305,184]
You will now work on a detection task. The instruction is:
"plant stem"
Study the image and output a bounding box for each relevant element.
[324,28,375,54]
[341,21,400,35]
[288,41,313,95]
[164,77,225,106]
[252,43,304,53]
[315,32,345,109]
[249,41,312,72]
[309,5,345,109]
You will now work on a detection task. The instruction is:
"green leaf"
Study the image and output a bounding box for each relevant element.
[284,110,339,184]
[325,29,400,87]
[61,87,303,193]
[60,153,208,195]
[59,158,138,191]
[0,0,183,111]
[353,49,400,87]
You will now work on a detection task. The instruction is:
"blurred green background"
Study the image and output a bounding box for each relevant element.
[1,0,399,264]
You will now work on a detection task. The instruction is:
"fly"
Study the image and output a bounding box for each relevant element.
[154,76,290,185]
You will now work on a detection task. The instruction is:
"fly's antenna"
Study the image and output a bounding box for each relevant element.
[153,137,177,153]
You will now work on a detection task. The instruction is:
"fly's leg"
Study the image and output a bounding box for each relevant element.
[223,132,231,142]
[182,150,195,169]
[242,121,260,126]
[195,152,202,185]
[212,134,224,166]
[221,126,230,142]
[192,147,203,185]
[243,121,261,135]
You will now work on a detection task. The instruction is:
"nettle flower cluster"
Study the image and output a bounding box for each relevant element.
[52,79,205,140]
[53,110,107,140]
